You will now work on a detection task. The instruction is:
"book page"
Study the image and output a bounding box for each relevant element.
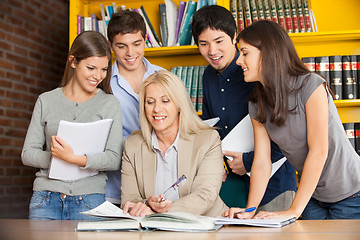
[48,119,113,181]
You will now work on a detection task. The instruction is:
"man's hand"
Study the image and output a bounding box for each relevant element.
[223,150,247,175]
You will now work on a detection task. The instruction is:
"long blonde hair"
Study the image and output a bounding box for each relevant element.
[139,70,212,149]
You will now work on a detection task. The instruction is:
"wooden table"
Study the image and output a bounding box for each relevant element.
[1,219,360,240]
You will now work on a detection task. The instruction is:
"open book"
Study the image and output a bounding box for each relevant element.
[77,201,219,232]
[215,216,296,228]
[221,114,286,178]
[48,119,113,181]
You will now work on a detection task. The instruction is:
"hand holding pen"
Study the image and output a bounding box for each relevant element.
[223,207,257,219]
[159,174,187,202]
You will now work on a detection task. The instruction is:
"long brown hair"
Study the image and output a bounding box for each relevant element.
[60,31,112,94]
[237,20,330,126]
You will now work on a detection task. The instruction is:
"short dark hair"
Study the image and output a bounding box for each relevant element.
[107,9,146,44]
[192,5,237,45]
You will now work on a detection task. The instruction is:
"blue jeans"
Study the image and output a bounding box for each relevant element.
[29,191,105,220]
[302,190,360,220]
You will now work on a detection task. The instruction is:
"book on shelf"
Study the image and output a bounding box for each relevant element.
[296,0,305,32]
[77,15,81,34]
[302,57,315,72]
[140,5,163,47]
[77,201,220,232]
[329,55,343,100]
[177,0,197,46]
[91,13,99,32]
[165,0,178,47]
[237,0,245,32]
[249,0,259,23]
[99,3,109,39]
[215,216,296,228]
[243,0,252,27]
[190,66,200,110]
[84,17,92,31]
[309,9,318,32]
[197,65,206,112]
[185,66,194,96]
[262,0,272,21]
[191,0,207,45]
[181,66,188,86]
[315,56,330,82]
[302,0,312,32]
[256,0,265,21]
[175,1,187,43]
[343,123,356,150]
[289,0,299,33]
[230,0,238,30]
[48,119,113,181]
[133,8,153,48]
[350,55,358,99]
[342,55,355,100]
[283,0,293,33]
[275,0,286,29]
[358,55,360,99]
[159,3,168,47]
[355,123,360,155]
[106,5,114,19]
[269,0,278,23]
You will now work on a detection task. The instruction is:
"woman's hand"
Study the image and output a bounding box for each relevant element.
[51,136,86,167]
[146,195,172,213]
[122,201,154,217]
[253,209,298,220]
[222,207,255,219]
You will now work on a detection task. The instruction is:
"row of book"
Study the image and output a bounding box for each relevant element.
[159,0,216,47]
[302,55,360,100]
[76,0,217,47]
[170,65,207,112]
[344,123,360,156]
[230,0,316,34]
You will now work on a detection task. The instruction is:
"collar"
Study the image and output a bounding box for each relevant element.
[151,130,180,153]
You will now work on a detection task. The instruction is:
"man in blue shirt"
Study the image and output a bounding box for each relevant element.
[192,5,297,211]
[106,10,164,205]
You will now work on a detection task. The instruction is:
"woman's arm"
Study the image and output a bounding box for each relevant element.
[225,117,273,218]
[21,97,52,169]
[255,83,329,219]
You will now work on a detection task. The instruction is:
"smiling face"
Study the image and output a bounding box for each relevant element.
[236,39,262,84]
[144,83,180,136]
[111,31,145,73]
[71,56,109,94]
[197,28,237,73]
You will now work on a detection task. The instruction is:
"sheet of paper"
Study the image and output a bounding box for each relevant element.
[221,114,286,178]
[48,119,113,181]
[221,114,254,160]
[203,117,220,127]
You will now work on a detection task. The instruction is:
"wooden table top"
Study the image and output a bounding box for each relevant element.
[1,219,360,240]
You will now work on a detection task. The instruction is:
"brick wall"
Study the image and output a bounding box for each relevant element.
[0,0,69,218]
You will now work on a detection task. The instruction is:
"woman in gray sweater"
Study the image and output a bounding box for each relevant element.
[21,31,123,220]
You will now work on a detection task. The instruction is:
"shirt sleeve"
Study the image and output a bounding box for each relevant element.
[21,96,52,169]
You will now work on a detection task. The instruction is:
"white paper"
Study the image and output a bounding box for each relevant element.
[221,114,286,178]
[48,119,113,181]
[203,117,220,127]
[222,114,254,160]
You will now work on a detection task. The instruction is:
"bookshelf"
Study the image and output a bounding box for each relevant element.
[69,0,360,122]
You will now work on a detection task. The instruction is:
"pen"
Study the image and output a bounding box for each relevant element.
[234,207,257,216]
[159,174,187,202]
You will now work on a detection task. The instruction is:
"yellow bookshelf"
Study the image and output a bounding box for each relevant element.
[69,0,360,122]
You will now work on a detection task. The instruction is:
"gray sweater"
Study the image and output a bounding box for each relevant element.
[22,88,123,195]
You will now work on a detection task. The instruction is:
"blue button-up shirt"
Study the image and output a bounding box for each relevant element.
[106,57,164,204]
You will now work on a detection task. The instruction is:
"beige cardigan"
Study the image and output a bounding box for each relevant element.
[121,128,228,217]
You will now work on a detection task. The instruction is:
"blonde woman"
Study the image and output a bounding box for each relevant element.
[121,70,228,217]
